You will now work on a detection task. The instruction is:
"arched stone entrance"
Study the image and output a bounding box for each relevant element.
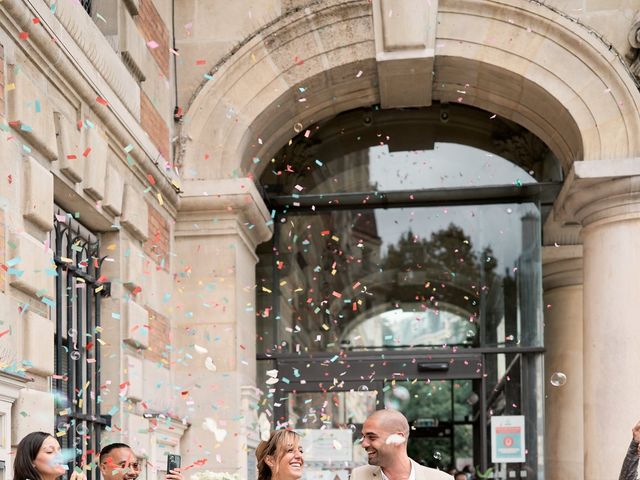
[175,1,640,478]
[179,0,640,180]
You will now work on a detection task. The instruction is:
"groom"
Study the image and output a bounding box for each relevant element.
[351,409,453,480]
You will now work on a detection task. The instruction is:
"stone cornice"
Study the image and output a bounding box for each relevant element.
[44,0,140,118]
[0,0,180,213]
[555,158,640,228]
[177,178,273,252]
[542,245,583,290]
[0,371,31,403]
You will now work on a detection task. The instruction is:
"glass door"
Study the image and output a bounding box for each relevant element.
[384,379,478,470]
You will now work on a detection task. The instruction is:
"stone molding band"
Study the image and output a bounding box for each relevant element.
[563,175,640,227]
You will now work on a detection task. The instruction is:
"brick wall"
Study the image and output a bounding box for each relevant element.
[140,91,170,161]
[134,0,170,78]
[144,306,170,367]
[144,203,170,270]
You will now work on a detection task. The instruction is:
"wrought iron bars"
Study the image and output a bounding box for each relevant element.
[53,210,110,480]
[80,0,92,15]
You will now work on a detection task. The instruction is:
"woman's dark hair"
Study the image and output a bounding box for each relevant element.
[14,431,55,480]
[255,430,301,480]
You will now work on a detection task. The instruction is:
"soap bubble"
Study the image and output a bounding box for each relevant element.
[67,328,77,338]
[70,351,81,360]
[550,372,567,387]
[357,385,369,392]
[56,421,69,433]
[392,385,410,401]
[293,122,303,133]
[433,451,443,461]
[75,423,88,435]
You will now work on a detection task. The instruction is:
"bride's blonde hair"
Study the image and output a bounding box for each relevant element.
[255,430,301,480]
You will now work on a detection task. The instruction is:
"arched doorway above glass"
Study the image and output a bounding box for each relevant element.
[256,104,560,354]
[256,104,553,474]
[259,103,563,198]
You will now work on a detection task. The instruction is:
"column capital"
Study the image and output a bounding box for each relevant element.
[542,245,583,290]
[176,178,273,253]
[554,158,640,228]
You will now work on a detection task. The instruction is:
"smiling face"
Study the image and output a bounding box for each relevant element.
[361,417,394,467]
[262,431,304,480]
[100,448,141,480]
[273,440,304,480]
[33,436,66,480]
[361,412,408,468]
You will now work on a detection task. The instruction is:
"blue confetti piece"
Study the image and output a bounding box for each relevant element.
[6,256,21,267]
[42,297,56,308]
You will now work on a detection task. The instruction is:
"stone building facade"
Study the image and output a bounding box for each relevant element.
[0,0,638,479]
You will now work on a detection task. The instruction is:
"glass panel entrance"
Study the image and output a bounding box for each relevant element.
[257,202,541,355]
[257,104,555,479]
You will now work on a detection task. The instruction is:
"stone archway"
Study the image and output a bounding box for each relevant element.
[178,0,640,181]
[175,1,640,477]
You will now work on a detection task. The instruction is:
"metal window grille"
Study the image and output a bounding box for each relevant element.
[80,0,92,15]
[53,209,111,479]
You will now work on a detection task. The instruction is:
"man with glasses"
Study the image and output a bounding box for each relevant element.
[99,443,183,480]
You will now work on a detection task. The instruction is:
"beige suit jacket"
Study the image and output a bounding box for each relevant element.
[349,459,453,480]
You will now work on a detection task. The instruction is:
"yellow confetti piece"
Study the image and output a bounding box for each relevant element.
[157,192,164,206]
[262,286,272,293]
[321,324,330,331]
[6,83,15,91]
[106,243,116,251]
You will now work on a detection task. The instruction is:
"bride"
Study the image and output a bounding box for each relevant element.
[256,430,304,480]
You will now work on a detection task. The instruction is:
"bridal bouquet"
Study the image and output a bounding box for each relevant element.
[190,471,241,480]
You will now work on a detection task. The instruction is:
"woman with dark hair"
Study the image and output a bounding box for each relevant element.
[255,430,304,480]
[13,432,67,480]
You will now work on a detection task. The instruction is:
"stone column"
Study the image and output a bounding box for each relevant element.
[542,245,583,480]
[561,167,640,480]
[174,178,271,477]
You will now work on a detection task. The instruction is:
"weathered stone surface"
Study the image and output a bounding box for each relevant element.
[22,311,55,377]
[82,126,109,201]
[124,353,144,401]
[122,239,144,290]
[11,389,54,442]
[123,300,149,349]
[103,163,125,216]
[7,71,58,160]
[8,232,55,300]
[54,112,83,183]
[23,156,54,231]
[121,184,149,241]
